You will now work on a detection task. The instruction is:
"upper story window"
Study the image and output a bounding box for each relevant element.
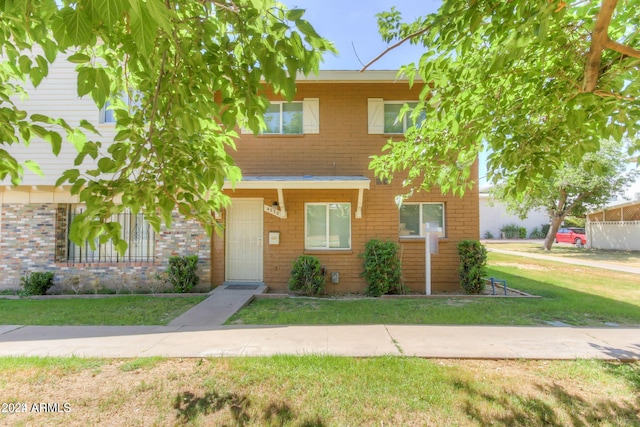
[368,98,425,134]
[263,102,303,134]
[99,92,142,124]
[240,98,319,135]
[305,203,351,250]
[399,202,445,238]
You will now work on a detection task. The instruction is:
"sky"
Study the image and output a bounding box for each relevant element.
[281,1,639,201]
[282,0,439,70]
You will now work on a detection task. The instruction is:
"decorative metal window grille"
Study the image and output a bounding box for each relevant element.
[67,206,155,263]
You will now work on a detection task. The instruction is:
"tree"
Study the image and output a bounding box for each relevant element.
[367,1,640,200]
[491,139,639,250]
[0,0,334,251]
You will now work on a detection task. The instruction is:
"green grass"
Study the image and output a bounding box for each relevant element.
[0,296,205,325]
[486,242,640,266]
[227,252,640,326]
[1,356,638,426]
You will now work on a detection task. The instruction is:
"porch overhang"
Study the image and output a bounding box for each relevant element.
[223,175,371,219]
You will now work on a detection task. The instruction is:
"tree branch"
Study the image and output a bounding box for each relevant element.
[604,38,640,59]
[360,26,430,72]
[582,0,618,92]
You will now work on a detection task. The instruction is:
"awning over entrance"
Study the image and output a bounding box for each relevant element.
[223,175,371,219]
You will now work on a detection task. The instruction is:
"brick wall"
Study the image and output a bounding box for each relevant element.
[0,203,212,292]
[211,81,480,294]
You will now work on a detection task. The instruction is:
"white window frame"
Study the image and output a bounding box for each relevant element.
[305,202,352,250]
[262,101,304,135]
[399,202,445,238]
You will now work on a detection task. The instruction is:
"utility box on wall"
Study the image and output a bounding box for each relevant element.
[268,231,280,245]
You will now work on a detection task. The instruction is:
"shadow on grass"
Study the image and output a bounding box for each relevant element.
[173,390,325,426]
[461,379,640,426]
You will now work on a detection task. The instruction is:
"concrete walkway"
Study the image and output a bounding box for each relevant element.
[488,247,640,275]
[1,324,638,360]
[1,268,639,360]
[0,283,639,360]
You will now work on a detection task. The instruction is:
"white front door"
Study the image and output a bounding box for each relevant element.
[225,199,264,282]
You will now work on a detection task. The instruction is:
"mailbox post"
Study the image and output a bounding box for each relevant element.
[424,222,441,295]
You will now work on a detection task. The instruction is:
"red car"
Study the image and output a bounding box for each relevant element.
[555,227,587,247]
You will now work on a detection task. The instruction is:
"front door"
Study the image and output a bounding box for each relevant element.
[225,199,264,282]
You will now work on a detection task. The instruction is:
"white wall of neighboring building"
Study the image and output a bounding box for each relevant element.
[480,193,549,239]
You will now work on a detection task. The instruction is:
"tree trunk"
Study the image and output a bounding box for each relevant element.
[543,215,564,251]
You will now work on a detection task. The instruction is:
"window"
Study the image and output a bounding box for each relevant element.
[383,102,425,134]
[66,205,155,263]
[399,203,445,238]
[240,98,319,135]
[368,98,425,134]
[99,92,142,124]
[305,203,351,249]
[263,102,303,134]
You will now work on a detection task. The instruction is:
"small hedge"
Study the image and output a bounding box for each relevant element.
[457,240,487,294]
[361,239,405,297]
[288,255,325,296]
[168,255,199,293]
[20,271,54,296]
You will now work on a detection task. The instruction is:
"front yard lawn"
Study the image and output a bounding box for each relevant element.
[1,356,638,426]
[227,252,640,326]
[0,296,205,326]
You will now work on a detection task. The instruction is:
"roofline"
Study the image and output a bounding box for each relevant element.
[588,199,640,214]
[223,175,371,190]
[295,70,418,83]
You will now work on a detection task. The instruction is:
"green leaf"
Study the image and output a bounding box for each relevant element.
[65,8,93,45]
[29,66,45,87]
[77,67,94,97]
[68,53,92,63]
[286,9,305,21]
[24,160,43,176]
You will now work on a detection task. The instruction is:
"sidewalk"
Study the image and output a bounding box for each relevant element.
[1,277,639,361]
[0,324,638,360]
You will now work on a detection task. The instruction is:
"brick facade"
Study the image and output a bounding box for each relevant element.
[0,204,211,291]
[211,81,480,293]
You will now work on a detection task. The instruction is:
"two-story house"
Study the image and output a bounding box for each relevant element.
[0,61,479,293]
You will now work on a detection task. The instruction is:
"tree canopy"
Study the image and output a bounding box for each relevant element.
[491,138,638,249]
[0,0,334,251]
[368,0,640,199]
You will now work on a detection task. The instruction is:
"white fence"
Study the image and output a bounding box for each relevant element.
[587,221,640,251]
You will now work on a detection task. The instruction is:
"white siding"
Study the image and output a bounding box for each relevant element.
[4,50,117,186]
[479,194,549,238]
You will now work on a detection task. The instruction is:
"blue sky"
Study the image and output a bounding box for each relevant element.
[282,1,439,70]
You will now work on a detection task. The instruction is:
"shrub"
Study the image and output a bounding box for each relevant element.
[483,231,495,239]
[500,223,520,239]
[20,271,54,296]
[518,227,527,239]
[168,255,200,293]
[457,240,487,295]
[529,227,546,238]
[288,255,325,295]
[361,239,405,297]
[541,223,551,236]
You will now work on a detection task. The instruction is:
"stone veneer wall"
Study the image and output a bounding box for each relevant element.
[0,203,211,292]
